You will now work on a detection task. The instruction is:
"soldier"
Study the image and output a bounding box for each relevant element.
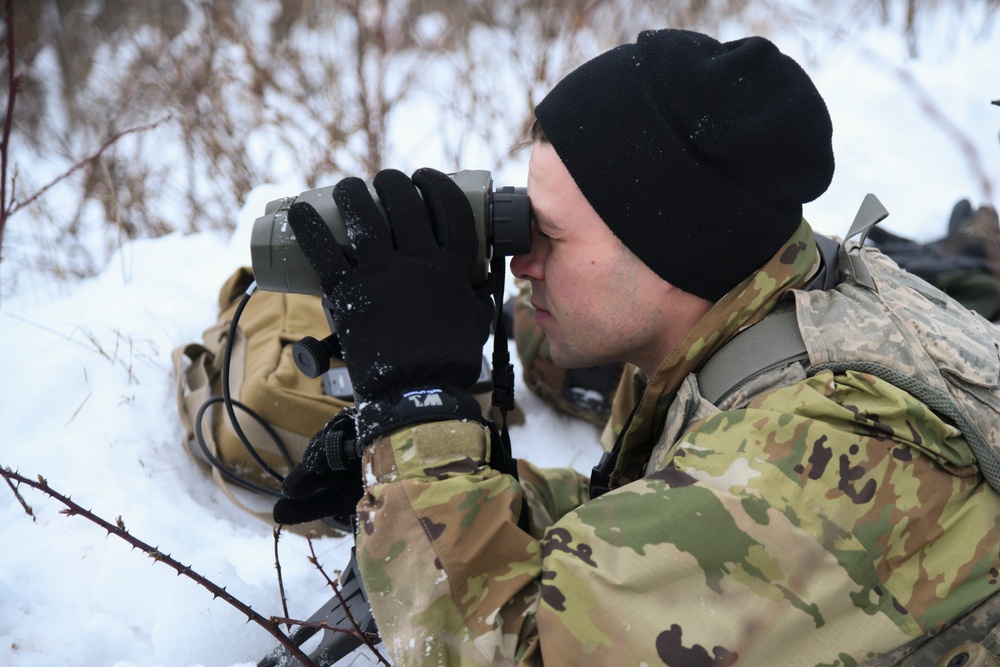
[276,29,1000,665]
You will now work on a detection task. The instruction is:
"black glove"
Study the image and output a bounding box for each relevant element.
[273,408,364,528]
[287,168,494,443]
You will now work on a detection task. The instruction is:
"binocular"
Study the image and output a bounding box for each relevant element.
[250,170,531,295]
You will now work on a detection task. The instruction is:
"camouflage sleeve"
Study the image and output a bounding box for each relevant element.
[357,420,544,664]
[356,371,1000,666]
[516,459,590,539]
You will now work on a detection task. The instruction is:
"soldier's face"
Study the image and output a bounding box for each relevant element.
[510,142,682,375]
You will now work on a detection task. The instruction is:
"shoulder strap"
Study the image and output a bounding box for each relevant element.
[696,306,807,405]
[696,196,889,406]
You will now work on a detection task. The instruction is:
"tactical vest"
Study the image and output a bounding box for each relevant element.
[697,195,1000,667]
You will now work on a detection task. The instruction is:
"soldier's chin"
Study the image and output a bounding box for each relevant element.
[549,344,591,371]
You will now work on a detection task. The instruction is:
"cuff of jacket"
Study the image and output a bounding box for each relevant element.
[363,420,492,486]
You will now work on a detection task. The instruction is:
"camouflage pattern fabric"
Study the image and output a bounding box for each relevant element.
[861,588,1000,666]
[869,201,1000,322]
[606,219,819,486]
[354,219,1000,666]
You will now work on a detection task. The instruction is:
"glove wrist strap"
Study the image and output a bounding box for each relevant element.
[356,385,485,445]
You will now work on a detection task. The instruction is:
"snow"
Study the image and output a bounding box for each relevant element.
[2,5,1000,666]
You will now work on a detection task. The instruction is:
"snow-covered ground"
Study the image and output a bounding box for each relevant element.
[2,4,999,666]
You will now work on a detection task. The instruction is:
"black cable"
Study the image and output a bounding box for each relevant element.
[193,395,347,532]
[190,280,353,533]
[193,396,284,497]
[221,282,289,482]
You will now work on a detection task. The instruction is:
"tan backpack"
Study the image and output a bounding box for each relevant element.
[172,267,352,531]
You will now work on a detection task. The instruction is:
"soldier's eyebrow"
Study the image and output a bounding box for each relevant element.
[533,211,565,236]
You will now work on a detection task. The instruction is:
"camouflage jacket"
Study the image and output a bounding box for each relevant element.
[355,220,1000,666]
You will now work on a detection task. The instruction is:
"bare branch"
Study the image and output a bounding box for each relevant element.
[1,0,21,260]
[8,117,170,217]
[268,615,380,642]
[306,533,390,665]
[2,468,34,520]
[0,465,318,667]
[890,61,994,202]
[273,525,292,633]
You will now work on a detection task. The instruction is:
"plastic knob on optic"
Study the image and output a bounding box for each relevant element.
[293,335,334,378]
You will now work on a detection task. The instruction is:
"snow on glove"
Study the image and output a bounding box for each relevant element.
[273,407,363,528]
[286,167,494,444]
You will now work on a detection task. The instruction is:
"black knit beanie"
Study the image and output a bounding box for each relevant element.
[534,29,835,302]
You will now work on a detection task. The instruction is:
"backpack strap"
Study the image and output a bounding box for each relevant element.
[696,196,889,406]
[696,305,808,405]
[840,193,889,290]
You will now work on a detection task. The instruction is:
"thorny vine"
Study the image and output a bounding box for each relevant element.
[305,533,389,664]
[0,465,384,666]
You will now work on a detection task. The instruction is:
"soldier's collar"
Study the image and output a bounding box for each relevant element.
[607,219,820,487]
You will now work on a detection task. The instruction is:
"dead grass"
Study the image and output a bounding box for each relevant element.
[1,0,994,298]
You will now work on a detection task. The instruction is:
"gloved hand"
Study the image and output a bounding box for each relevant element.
[273,408,363,528]
[286,168,494,444]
